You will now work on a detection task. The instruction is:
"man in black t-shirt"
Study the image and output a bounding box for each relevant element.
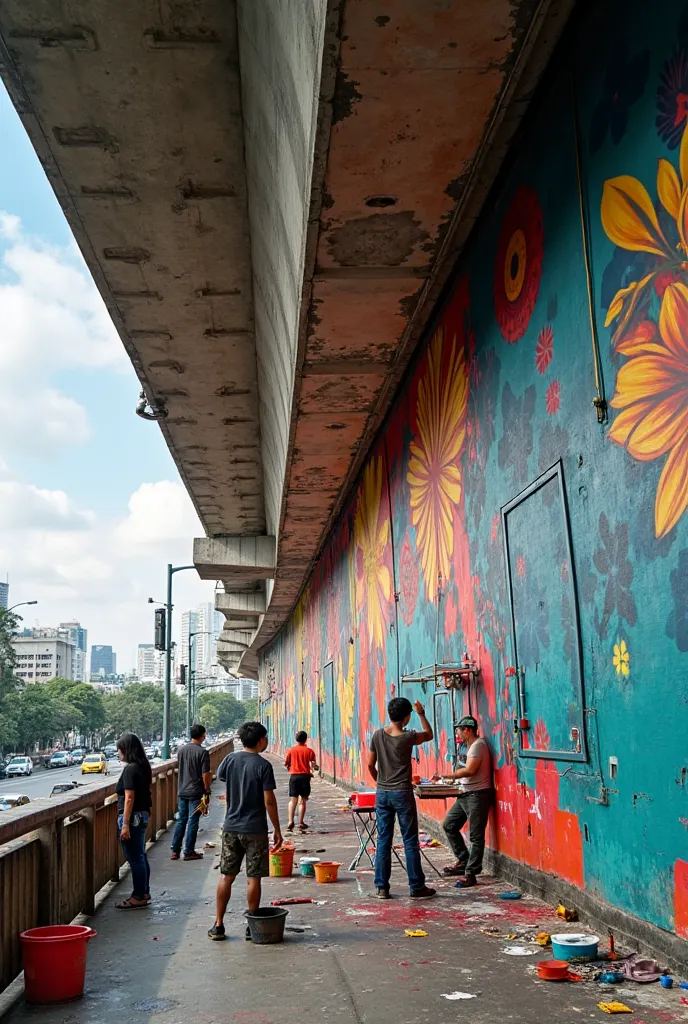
[208,721,283,941]
[171,723,212,861]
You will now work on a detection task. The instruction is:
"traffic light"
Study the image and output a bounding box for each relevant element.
[179,664,186,688]
[154,607,166,651]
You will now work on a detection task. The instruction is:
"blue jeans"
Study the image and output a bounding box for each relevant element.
[171,796,202,855]
[119,815,150,900]
[374,789,426,893]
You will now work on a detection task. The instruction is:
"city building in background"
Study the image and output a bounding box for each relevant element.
[181,602,223,680]
[90,644,116,680]
[59,621,88,681]
[240,678,259,701]
[0,579,8,610]
[13,629,75,682]
[137,643,166,683]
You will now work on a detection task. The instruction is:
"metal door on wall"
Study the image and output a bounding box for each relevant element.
[322,661,338,782]
[502,461,587,762]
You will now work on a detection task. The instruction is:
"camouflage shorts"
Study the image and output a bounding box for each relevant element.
[220,831,270,878]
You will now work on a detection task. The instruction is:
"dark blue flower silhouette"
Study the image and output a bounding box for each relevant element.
[516,583,550,668]
[589,44,650,154]
[498,383,536,489]
[666,549,688,652]
[593,513,637,637]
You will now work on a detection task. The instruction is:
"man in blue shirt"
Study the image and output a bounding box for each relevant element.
[208,721,283,941]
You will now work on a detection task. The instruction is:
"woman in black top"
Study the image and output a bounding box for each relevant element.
[115,732,153,909]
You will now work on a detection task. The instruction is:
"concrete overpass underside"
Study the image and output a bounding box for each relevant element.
[0,0,575,679]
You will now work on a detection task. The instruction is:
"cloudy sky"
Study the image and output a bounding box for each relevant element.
[0,84,220,672]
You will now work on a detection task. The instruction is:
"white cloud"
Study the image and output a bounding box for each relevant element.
[0,477,216,671]
[0,213,126,459]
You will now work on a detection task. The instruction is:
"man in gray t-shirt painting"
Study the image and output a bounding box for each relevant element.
[435,715,494,888]
[368,697,436,900]
[171,723,212,861]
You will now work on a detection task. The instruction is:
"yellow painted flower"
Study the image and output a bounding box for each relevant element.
[407,327,468,598]
[609,282,688,536]
[600,121,688,343]
[612,639,630,677]
[354,456,392,649]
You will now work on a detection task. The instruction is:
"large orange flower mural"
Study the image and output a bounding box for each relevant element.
[601,121,688,344]
[609,284,688,536]
[602,120,688,537]
[354,456,392,649]
[408,327,469,599]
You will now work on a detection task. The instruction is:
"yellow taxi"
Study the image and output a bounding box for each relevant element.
[81,752,109,775]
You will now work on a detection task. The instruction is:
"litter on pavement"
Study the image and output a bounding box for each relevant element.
[441,992,477,1000]
[404,929,428,938]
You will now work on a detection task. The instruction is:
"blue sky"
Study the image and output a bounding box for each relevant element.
[0,83,218,671]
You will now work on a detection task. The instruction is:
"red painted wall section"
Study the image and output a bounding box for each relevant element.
[674,860,688,939]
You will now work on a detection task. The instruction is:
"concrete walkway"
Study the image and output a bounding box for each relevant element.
[6,760,688,1024]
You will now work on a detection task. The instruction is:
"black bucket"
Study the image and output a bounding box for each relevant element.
[244,907,289,944]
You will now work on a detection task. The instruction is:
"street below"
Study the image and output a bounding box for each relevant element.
[0,762,123,801]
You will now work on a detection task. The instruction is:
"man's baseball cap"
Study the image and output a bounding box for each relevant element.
[457,715,478,730]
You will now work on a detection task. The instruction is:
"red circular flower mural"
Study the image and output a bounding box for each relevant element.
[399,532,419,627]
[494,186,544,343]
[535,324,553,374]
[546,379,560,415]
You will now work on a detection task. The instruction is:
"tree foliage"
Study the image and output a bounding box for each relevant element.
[193,690,247,732]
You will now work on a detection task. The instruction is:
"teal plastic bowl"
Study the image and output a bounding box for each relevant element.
[550,933,599,962]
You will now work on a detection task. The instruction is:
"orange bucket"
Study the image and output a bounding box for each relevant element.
[269,844,295,877]
[313,861,342,883]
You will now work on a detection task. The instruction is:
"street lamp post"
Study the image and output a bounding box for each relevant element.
[150,564,195,760]
[6,601,38,614]
[186,630,212,738]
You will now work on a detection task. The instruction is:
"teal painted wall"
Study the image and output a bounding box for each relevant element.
[262,0,688,939]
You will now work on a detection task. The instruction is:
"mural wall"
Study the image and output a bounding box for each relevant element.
[261,0,688,939]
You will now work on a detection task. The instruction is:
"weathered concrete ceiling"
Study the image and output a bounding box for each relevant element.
[0,0,576,679]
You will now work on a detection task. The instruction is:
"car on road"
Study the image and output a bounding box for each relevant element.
[70,748,84,765]
[49,751,71,769]
[6,756,33,777]
[51,782,81,795]
[144,747,155,760]
[82,752,109,775]
[104,745,118,760]
[0,794,30,811]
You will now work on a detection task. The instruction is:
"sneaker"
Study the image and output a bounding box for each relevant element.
[208,923,226,941]
[183,851,203,861]
[170,852,180,860]
[455,874,477,888]
[409,886,437,899]
[375,887,391,899]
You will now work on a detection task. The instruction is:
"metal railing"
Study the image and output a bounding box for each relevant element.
[0,739,233,994]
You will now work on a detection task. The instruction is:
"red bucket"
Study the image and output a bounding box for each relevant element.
[20,925,97,1003]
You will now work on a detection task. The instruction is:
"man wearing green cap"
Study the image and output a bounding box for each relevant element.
[434,715,493,887]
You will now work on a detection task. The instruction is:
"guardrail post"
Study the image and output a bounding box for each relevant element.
[37,819,63,925]
[82,807,96,914]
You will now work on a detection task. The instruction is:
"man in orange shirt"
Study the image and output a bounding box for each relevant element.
[284,731,318,832]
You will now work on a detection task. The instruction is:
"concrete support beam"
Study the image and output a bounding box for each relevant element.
[215,592,266,617]
[217,640,250,655]
[219,629,252,649]
[223,617,257,630]
[194,536,275,581]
